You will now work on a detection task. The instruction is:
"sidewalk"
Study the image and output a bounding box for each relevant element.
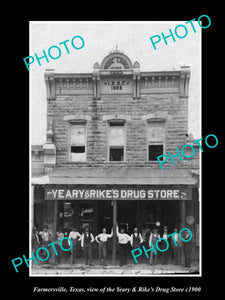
[31,262,199,276]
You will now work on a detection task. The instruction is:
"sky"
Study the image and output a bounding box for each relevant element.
[30,21,201,145]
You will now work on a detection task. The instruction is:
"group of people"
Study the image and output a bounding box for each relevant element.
[32,224,192,268]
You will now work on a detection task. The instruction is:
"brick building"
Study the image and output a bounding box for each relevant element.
[31,49,199,265]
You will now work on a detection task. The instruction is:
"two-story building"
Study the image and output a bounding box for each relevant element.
[31,49,199,265]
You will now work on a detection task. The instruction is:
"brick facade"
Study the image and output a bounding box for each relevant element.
[44,50,193,171]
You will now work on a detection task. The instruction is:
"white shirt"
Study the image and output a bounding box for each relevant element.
[95,232,113,243]
[149,232,160,245]
[56,232,64,244]
[116,226,131,244]
[174,232,178,242]
[69,231,81,240]
[40,231,52,242]
[163,232,168,240]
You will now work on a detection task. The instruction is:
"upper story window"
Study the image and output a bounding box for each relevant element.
[69,122,86,162]
[108,120,125,161]
[147,120,165,161]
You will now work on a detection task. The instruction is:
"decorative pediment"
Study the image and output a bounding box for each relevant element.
[100,51,133,70]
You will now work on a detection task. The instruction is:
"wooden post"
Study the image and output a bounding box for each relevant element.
[112,200,117,265]
[180,200,186,266]
[52,200,58,264]
[31,185,34,231]
[181,200,186,227]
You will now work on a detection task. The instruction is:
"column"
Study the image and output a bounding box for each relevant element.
[112,200,117,265]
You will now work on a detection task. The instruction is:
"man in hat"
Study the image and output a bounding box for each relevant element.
[95,227,113,266]
[80,227,95,265]
[171,227,182,265]
[69,226,81,265]
[149,228,160,265]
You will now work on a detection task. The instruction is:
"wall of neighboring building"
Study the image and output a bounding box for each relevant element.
[31,146,44,175]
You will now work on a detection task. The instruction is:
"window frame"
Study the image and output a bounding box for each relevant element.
[107,119,126,162]
[67,120,87,162]
[147,119,166,162]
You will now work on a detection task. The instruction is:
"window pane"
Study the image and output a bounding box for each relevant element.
[110,147,124,161]
[70,124,86,145]
[71,146,85,153]
[109,126,124,146]
[148,122,165,141]
[149,145,163,161]
[71,146,86,161]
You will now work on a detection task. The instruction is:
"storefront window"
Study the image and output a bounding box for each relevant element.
[79,204,94,230]
[62,202,74,229]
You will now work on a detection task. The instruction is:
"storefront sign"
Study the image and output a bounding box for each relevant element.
[45,186,191,200]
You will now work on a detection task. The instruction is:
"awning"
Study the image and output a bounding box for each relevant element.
[32,167,198,186]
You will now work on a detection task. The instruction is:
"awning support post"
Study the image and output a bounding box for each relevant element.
[112,200,117,265]
[181,200,186,267]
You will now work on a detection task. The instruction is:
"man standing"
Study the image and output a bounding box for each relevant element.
[39,224,53,262]
[182,228,192,268]
[56,228,64,264]
[32,226,41,252]
[61,230,71,263]
[171,228,182,265]
[161,225,170,265]
[95,228,113,266]
[130,227,143,249]
[32,226,41,266]
[69,226,81,265]
[116,225,131,267]
[80,227,95,265]
[130,227,143,263]
[149,228,160,265]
